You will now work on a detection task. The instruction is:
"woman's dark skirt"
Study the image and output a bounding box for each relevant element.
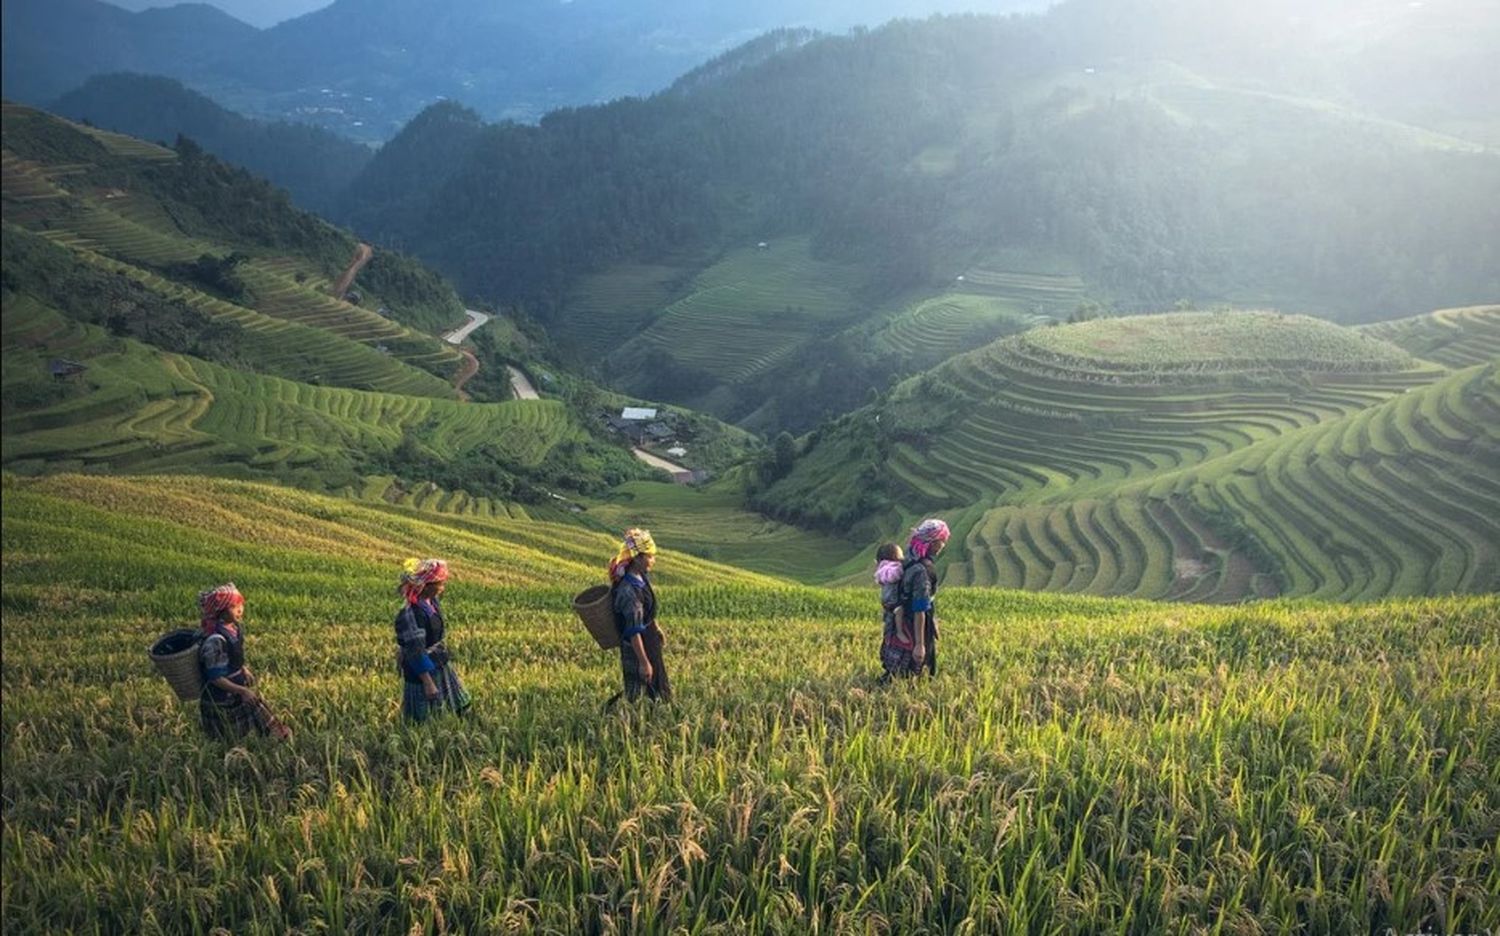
[401,663,472,722]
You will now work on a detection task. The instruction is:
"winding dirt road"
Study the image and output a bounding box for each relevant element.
[453,349,479,400]
[333,243,372,300]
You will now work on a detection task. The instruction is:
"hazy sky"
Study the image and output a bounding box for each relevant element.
[108,0,331,28]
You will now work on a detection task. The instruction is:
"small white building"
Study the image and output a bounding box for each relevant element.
[620,407,658,421]
[667,446,688,458]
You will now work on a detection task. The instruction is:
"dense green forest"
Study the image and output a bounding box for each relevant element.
[53,74,373,217]
[333,9,1500,319]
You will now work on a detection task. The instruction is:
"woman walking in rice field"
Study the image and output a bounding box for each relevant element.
[197,583,291,742]
[606,529,671,708]
[395,558,472,722]
[882,519,950,679]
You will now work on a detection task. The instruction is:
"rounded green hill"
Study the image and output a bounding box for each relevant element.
[1017,311,1412,373]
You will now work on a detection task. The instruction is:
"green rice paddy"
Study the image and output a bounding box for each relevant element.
[1,473,1496,933]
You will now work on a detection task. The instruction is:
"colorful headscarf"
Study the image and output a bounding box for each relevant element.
[198,582,244,633]
[398,558,449,604]
[608,528,657,581]
[908,518,951,560]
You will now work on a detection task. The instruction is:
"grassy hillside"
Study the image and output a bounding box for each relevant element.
[2,472,1496,932]
[587,480,868,584]
[1,103,668,502]
[0,297,642,498]
[1,101,467,388]
[1362,305,1500,369]
[951,363,1500,601]
[759,311,1500,600]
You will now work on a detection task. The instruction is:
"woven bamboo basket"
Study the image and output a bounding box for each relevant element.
[149,629,204,702]
[572,585,619,650]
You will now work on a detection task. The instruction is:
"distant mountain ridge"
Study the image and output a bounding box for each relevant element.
[3,0,1043,142]
[321,6,1499,438]
[0,0,255,104]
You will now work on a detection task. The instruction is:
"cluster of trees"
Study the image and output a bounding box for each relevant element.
[54,74,373,217]
[1,230,247,369]
[165,252,249,303]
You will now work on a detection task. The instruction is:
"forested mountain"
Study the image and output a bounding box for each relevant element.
[53,74,372,216]
[328,3,1499,433]
[3,0,1040,142]
[0,0,255,104]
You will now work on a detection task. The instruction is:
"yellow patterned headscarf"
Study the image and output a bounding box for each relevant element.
[608,528,657,580]
[398,558,449,604]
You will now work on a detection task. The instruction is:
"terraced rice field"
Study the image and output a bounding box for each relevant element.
[1362,305,1500,369]
[9,196,465,381]
[3,473,1496,932]
[1,308,579,479]
[954,265,1087,316]
[948,363,1500,601]
[872,293,1047,364]
[67,120,178,162]
[892,315,1436,507]
[49,250,458,398]
[1,118,464,389]
[558,263,690,357]
[1138,363,1500,600]
[613,238,865,385]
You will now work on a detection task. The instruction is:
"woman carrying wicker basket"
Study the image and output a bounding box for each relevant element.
[395,558,472,722]
[197,583,291,742]
[606,529,671,708]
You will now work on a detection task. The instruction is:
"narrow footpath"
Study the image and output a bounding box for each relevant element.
[333,243,373,300]
[452,349,479,400]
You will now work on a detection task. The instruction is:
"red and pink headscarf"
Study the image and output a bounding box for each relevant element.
[398,558,449,604]
[908,519,951,560]
[198,582,244,633]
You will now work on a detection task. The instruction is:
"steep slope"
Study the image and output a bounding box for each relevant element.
[760,310,1500,601]
[950,363,1500,601]
[0,103,654,502]
[52,74,373,217]
[1,102,463,392]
